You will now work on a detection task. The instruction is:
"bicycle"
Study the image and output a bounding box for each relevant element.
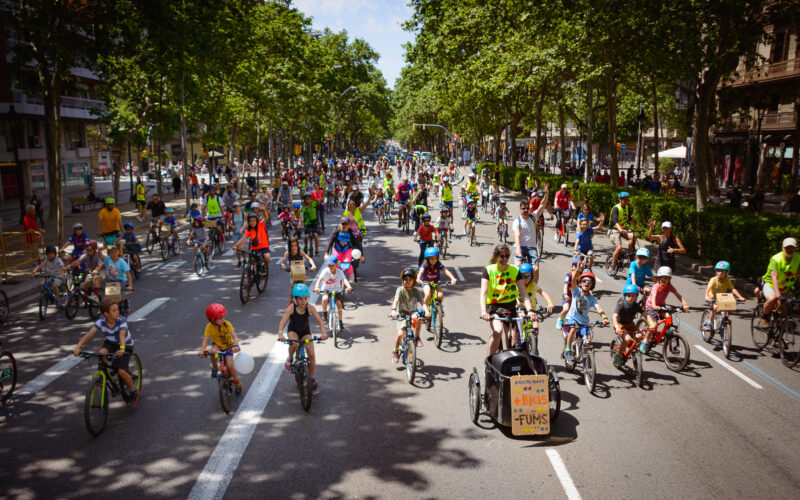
[604,236,640,278]
[438,228,450,259]
[375,200,386,224]
[514,305,550,357]
[0,338,16,403]
[700,300,735,359]
[239,250,269,304]
[392,310,424,384]
[466,217,477,247]
[192,241,212,277]
[497,216,509,244]
[36,274,66,320]
[200,350,235,414]
[424,282,448,348]
[610,329,645,388]
[554,207,573,246]
[79,351,142,436]
[0,289,8,327]
[281,336,324,411]
[562,319,606,394]
[323,290,342,347]
[207,220,225,258]
[120,243,141,280]
[144,220,162,254]
[634,305,691,372]
[64,277,101,321]
[750,296,800,368]
[159,226,180,261]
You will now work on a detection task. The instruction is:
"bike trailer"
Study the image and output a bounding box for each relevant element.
[484,350,548,426]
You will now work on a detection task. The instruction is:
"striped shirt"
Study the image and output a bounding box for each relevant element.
[94,317,133,346]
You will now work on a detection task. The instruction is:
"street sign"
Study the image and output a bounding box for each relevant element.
[620,144,627,151]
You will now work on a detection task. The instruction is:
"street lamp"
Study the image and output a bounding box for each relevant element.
[7,104,25,223]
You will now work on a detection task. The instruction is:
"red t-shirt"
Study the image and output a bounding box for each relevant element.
[555,191,571,210]
[416,224,438,242]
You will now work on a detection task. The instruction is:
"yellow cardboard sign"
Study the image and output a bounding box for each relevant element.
[105,282,122,303]
[290,260,306,283]
[510,374,550,435]
[717,292,737,311]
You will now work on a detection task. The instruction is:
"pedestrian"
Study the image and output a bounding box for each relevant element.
[23,204,44,244]
[30,188,44,228]
[171,170,182,198]
[190,169,198,199]
[645,220,686,273]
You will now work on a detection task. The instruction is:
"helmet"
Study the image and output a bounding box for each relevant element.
[442,176,449,182]
[123,222,134,229]
[424,247,439,258]
[618,191,630,199]
[191,202,198,208]
[468,173,476,178]
[572,179,579,185]
[519,263,533,275]
[578,271,596,289]
[325,255,338,266]
[73,222,83,229]
[537,190,545,197]
[233,201,241,207]
[715,261,731,271]
[471,166,478,171]
[87,240,98,250]
[292,283,310,298]
[107,245,119,252]
[401,267,417,280]
[657,266,672,277]
[623,284,639,295]
[105,197,115,205]
[247,212,258,220]
[500,199,506,205]
[205,303,228,322]
[635,248,650,258]
[165,207,173,213]
[421,212,431,220]
[193,215,204,222]
[293,202,301,208]
[45,245,57,254]
[250,201,260,208]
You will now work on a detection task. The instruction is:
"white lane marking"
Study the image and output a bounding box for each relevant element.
[595,277,603,283]
[127,297,170,322]
[183,268,216,282]
[189,341,289,500]
[546,449,582,500]
[16,355,82,397]
[161,260,186,270]
[694,344,763,389]
[454,266,465,282]
[220,249,233,257]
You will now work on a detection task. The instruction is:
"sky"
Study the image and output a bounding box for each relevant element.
[293,0,415,89]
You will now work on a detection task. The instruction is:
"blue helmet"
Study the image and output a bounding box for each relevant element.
[326,255,338,266]
[292,283,310,298]
[519,263,533,275]
[123,222,134,229]
[715,261,731,271]
[636,248,650,258]
[618,191,630,199]
[293,202,301,208]
[424,247,439,258]
[623,284,639,295]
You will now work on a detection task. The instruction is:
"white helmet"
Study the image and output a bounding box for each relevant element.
[657,266,672,277]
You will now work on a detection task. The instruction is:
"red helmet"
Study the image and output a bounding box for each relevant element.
[205,303,227,322]
[87,240,98,250]
[579,271,596,290]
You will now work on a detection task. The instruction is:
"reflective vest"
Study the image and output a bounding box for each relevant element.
[136,184,146,202]
[206,196,222,217]
[441,185,453,202]
[485,263,520,304]
[466,181,478,194]
[613,203,630,229]
[343,207,366,234]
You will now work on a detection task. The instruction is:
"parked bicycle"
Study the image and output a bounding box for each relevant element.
[281,336,324,412]
[79,351,142,436]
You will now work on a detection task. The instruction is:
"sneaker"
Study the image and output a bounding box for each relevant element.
[758,318,769,328]
[564,348,574,361]
[284,357,292,372]
[555,318,564,330]
[553,232,558,241]
[416,336,423,347]
[211,368,218,379]
[639,340,650,354]
[236,261,242,268]
[322,311,328,322]
[338,320,344,331]
[392,350,400,363]
[126,389,139,408]
[613,353,624,368]
[234,383,242,396]
[311,377,318,393]
[703,321,712,330]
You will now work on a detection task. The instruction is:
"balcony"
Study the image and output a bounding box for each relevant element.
[715,111,797,133]
[726,57,800,87]
[7,90,105,120]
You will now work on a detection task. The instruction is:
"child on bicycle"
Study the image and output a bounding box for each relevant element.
[643,266,690,353]
[573,215,604,270]
[613,284,645,368]
[463,199,478,236]
[234,212,271,268]
[199,303,243,395]
[291,202,302,236]
[60,222,88,265]
[116,222,142,273]
[186,202,202,222]
[556,257,581,330]
[314,255,352,331]
[703,261,745,329]
[563,267,609,361]
[188,216,210,260]
[278,284,327,393]
[435,206,452,242]
[515,262,554,346]
[417,247,457,308]
[626,248,654,295]
[73,297,138,406]
[390,268,430,362]
[162,207,178,238]
[372,187,386,217]
[495,199,510,237]
[33,245,65,305]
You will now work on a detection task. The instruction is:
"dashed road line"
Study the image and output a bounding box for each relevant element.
[454,266,465,281]
[694,344,763,389]
[128,297,170,321]
[546,449,582,500]
[16,356,82,397]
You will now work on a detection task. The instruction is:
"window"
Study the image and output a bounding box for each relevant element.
[770,30,788,63]
[63,121,85,149]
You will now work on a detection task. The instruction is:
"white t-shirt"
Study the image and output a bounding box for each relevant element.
[512,215,537,248]
[318,267,346,292]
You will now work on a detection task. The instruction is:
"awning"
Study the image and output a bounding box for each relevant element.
[652,146,686,159]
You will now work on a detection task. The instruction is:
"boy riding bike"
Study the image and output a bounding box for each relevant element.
[704,261,745,329]
[562,267,609,361]
[199,303,243,396]
[613,284,645,368]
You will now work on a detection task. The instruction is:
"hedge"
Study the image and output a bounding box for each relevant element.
[475,162,800,282]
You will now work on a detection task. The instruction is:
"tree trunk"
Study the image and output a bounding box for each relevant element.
[693,86,715,212]
[534,96,544,172]
[791,98,800,193]
[586,87,593,182]
[112,152,121,204]
[652,78,659,175]
[43,85,64,244]
[494,127,502,166]
[558,103,566,174]
[180,71,190,210]
[606,76,619,188]
[510,119,518,168]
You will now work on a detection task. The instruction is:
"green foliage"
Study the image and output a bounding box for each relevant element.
[658,157,675,172]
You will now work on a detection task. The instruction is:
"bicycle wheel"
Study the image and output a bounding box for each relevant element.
[440,237,448,259]
[171,235,180,256]
[255,263,269,293]
[65,292,80,320]
[159,239,168,261]
[239,265,253,304]
[194,254,205,277]
[434,304,444,348]
[405,335,417,384]
[750,305,770,350]
[584,348,596,393]
[564,341,577,372]
[548,373,561,422]
[131,256,140,280]
[632,349,644,388]
[610,336,622,362]
[88,297,100,321]
[299,367,313,412]
[525,327,539,357]
[468,371,481,424]
[84,375,108,436]
[145,231,155,254]
[605,253,619,278]
[0,351,17,403]
[0,290,8,326]
[663,330,690,372]
[700,310,713,343]
[721,319,733,359]
[218,373,232,414]
[215,233,226,257]
[329,310,338,348]
[563,223,570,247]
[780,318,800,368]
[130,353,142,392]
[38,291,48,320]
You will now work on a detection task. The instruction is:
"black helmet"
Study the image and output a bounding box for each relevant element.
[45,245,57,254]
[401,267,417,280]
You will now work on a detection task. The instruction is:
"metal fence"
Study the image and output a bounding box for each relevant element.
[0,231,44,279]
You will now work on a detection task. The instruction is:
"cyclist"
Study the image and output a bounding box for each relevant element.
[478,172,491,208]
[202,186,226,243]
[343,195,372,240]
[229,202,246,267]
[146,193,167,235]
[235,213,270,268]
[626,248,654,294]
[514,182,550,283]
[760,237,800,327]
[612,284,645,368]
[418,246,457,306]
[515,262,554,346]
[495,199,510,238]
[96,245,133,294]
[301,193,320,256]
[96,198,122,248]
[488,179,501,212]
[135,177,147,221]
[396,177,413,227]
[33,245,65,305]
[60,222,89,265]
[480,244,536,355]
[314,254,352,331]
[552,184,575,240]
[643,266,690,353]
[465,173,479,200]
[278,284,327,393]
[277,181,292,208]
[390,268,430,361]
[68,240,103,294]
[186,202,202,221]
[117,222,142,274]
[188,216,210,263]
[161,207,178,239]
[463,198,478,237]
[440,176,454,212]
[562,268,609,361]
[573,215,604,270]
[72,297,139,406]
[556,257,581,330]
[221,184,239,215]
[529,188,553,220]
[435,206,453,243]
[704,261,745,330]
[411,202,428,232]
[608,191,637,270]
[199,303,243,395]
[280,237,317,297]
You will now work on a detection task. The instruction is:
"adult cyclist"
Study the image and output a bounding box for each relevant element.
[608,191,637,270]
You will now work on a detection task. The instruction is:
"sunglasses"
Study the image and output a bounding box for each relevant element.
[520,207,529,211]
[498,254,511,259]
[580,279,593,284]
[520,274,532,279]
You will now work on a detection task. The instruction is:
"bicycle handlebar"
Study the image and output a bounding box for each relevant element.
[280,336,324,344]
[78,351,115,360]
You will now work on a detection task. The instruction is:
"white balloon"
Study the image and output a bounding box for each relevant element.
[351,249,362,260]
[234,351,255,375]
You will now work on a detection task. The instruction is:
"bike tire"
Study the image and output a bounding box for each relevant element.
[255,263,269,293]
[780,318,800,368]
[750,304,770,350]
[563,223,569,247]
[159,239,168,261]
[194,255,205,277]
[584,348,596,393]
[700,310,713,343]
[0,290,8,326]
[329,311,338,348]
[721,320,733,359]
[663,331,690,372]
[0,351,17,403]
[605,253,618,278]
[145,231,155,254]
[219,373,232,414]
[131,257,140,280]
[239,265,253,304]
[440,238,448,259]
[130,353,142,393]
[434,304,444,348]
[38,291,47,320]
[536,227,544,257]
[215,234,226,257]
[633,349,644,388]
[610,336,622,362]
[299,367,313,412]
[548,373,561,422]
[88,298,100,321]
[405,335,417,384]
[65,292,79,320]
[468,371,481,424]
[172,235,180,256]
[84,374,108,436]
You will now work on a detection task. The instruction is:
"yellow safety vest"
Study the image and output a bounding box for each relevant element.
[343,207,366,233]
[136,184,146,202]
[485,263,520,304]
[613,203,630,229]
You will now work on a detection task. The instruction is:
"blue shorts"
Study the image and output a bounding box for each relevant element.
[251,247,270,255]
[443,201,453,210]
[515,246,540,266]
[214,344,235,356]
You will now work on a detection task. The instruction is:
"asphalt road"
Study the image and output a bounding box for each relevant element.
[2,170,799,500]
